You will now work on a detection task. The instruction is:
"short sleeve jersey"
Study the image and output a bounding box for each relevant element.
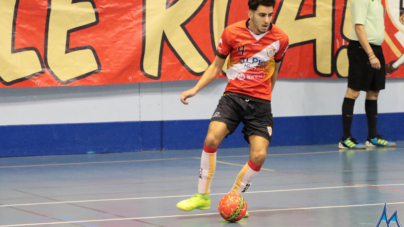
[350,0,385,45]
[217,19,289,101]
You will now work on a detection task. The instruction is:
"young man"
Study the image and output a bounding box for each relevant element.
[176,0,289,216]
[339,0,396,149]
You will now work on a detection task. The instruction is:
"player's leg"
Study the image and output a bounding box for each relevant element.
[365,90,380,140]
[340,88,360,139]
[364,52,396,147]
[339,41,367,149]
[339,88,366,149]
[177,95,241,212]
[229,99,272,218]
[230,135,268,194]
[230,134,268,218]
[176,121,229,211]
[198,121,229,195]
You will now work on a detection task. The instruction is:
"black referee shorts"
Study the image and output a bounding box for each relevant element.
[210,94,273,143]
[347,41,386,91]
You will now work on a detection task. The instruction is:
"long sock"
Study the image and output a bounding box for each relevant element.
[231,159,262,194]
[365,99,378,138]
[342,97,355,139]
[198,145,217,194]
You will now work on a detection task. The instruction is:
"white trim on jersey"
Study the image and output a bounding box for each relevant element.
[248,30,269,41]
[227,40,280,81]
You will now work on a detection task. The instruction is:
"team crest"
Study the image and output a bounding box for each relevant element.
[266,47,276,58]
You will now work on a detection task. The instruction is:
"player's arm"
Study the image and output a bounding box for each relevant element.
[271,61,282,92]
[180,56,226,105]
[355,24,381,69]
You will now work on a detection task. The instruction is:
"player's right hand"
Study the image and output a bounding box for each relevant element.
[370,57,381,70]
[180,89,197,105]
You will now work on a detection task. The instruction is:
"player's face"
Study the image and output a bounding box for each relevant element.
[248,5,274,34]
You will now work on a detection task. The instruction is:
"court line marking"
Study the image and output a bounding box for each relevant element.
[218,160,404,193]
[2,148,402,169]
[0,150,372,169]
[1,183,404,208]
[0,202,403,227]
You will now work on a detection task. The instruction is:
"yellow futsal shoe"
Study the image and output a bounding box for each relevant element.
[176,193,210,211]
[244,211,249,218]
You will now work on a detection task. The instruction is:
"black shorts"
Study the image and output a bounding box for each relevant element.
[210,93,273,143]
[347,41,386,91]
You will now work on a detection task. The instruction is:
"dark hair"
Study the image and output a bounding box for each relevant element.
[248,0,276,10]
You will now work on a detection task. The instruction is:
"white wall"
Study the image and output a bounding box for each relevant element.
[0,79,403,126]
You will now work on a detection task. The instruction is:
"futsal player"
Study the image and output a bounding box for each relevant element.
[339,0,396,149]
[176,0,289,216]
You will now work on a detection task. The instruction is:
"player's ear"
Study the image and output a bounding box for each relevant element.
[248,10,253,19]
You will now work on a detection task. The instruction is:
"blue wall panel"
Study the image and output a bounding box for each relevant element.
[163,113,404,149]
[0,113,402,157]
[142,121,163,151]
[0,122,142,157]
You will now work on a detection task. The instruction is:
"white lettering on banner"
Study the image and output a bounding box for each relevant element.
[0,0,44,84]
[141,0,210,79]
[45,0,101,83]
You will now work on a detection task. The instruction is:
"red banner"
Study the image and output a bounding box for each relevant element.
[0,0,403,87]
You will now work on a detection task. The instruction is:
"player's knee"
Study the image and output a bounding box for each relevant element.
[366,90,380,100]
[204,135,221,149]
[346,90,360,99]
[250,150,267,164]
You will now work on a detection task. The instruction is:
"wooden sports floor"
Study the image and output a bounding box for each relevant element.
[1,142,404,227]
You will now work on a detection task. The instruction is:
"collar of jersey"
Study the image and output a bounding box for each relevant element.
[245,19,272,41]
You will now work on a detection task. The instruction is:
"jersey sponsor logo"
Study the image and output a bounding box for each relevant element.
[236,72,264,81]
[239,57,267,66]
[243,63,252,69]
[246,73,265,80]
[237,73,246,80]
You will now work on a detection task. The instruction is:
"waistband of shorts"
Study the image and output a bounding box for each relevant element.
[349,40,381,48]
[224,92,271,104]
